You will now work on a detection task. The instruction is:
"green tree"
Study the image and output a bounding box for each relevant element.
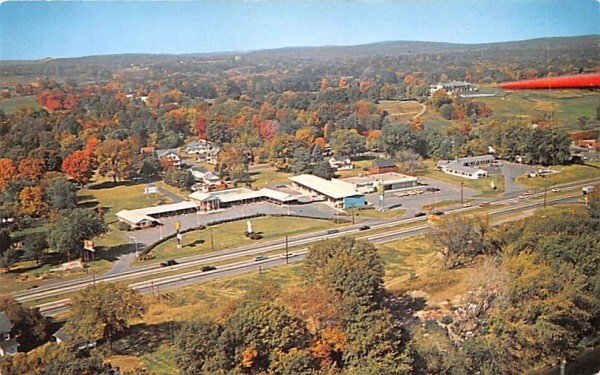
[22,233,48,265]
[66,282,146,350]
[290,146,313,175]
[381,123,419,156]
[45,177,78,211]
[0,295,50,352]
[312,160,335,180]
[174,321,223,375]
[47,208,106,260]
[330,129,366,157]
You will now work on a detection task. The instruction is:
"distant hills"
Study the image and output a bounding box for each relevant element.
[1,34,598,65]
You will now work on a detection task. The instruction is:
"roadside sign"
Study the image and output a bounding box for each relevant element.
[83,240,95,252]
[174,221,181,232]
[145,185,158,194]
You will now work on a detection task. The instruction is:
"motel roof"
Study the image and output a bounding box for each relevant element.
[456,155,495,164]
[116,201,199,224]
[443,162,486,175]
[289,174,361,199]
[189,188,296,204]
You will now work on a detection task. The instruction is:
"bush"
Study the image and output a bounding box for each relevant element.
[248,232,263,240]
[441,315,454,325]
[117,222,131,231]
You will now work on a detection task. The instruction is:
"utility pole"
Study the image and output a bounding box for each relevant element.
[351,208,355,225]
[460,181,464,205]
[210,227,214,252]
[543,184,548,208]
[285,235,289,264]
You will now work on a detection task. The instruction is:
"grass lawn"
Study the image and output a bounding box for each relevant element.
[377,100,423,122]
[478,89,599,130]
[249,167,292,189]
[79,181,170,226]
[516,162,600,188]
[335,160,373,178]
[422,161,505,196]
[145,216,339,263]
[0,95,41,114]
[420,111,452,131]
[421,200,462,211]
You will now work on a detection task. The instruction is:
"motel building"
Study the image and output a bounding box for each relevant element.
[344,172,419,194]
[189,188,297,211]
[116,201,200,229]
[437,155,495,180]
[289,174,366,209]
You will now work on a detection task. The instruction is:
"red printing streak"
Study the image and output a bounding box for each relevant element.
[500,73,600,90]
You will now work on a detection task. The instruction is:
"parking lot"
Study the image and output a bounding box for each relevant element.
[364,177,479,218]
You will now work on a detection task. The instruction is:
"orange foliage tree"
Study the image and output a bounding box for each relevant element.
[17,158,46,181]
[96,139,135,183]
[61,150,94,187]
[0,158,17,190]
[19,186,48,217]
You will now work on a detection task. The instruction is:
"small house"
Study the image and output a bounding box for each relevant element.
[0,311,18,357]
[329,155,353,171]
[52,326,97,350]
[156,148,182,166]
[369,159,398,175]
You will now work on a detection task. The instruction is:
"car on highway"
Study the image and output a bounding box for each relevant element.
[254,255,268,261]
[414,212,426,217]
[359,225,371,231]
[326,229,339,235]
[280,253,295,258]
[431,211,444,216]
[479,201,491,207]
[551,188,561,193]
[160,259,177,267]
[201,265,217,272]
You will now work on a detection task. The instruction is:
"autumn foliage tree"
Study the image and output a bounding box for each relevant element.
[0,158,16,190]
[61,150,94,187]
[19,187,48,217]
[96,139,135,183]
[17,158,46,181]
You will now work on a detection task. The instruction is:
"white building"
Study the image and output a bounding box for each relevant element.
[289,174,366,209]
[344,172,418,193]
[156,148,182,166]
[328,155,353,171]
[429,81,477,95]
[116,201,199,229]
[189,187,297,211]
[438,155,494,179]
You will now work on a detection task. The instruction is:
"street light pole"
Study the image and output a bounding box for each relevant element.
[285,235,289,264]
[210,227,214,252]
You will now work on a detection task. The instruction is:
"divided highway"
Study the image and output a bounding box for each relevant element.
[11,179,595,316]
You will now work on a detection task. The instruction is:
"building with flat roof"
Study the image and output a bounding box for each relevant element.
[289,174,365,209]
[116,201,199,229]
[344,172,418,193]
[437,155,494,180]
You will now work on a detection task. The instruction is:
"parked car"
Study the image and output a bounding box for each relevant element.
[426,187,440,192]
[254,255,268,261]
[359,225,371,231]
[414,212,426,217]
[160,259,177,267]
[326,229,339,235]
[201,265,216,272]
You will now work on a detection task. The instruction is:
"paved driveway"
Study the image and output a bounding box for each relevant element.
[126,201,339,247]
[500,162,536,197]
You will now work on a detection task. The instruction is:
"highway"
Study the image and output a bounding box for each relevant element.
[29,184,589,317]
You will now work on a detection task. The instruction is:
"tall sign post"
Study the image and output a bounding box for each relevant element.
[377,182,385,212]
[175,221,182,249]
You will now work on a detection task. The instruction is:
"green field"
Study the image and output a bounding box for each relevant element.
[516,162,600,188]
[420,111,452,131]
[0,95,41,114]
[477,89,599,130]
[377,100,423,122]
[249,167,292,189]
[146,216,339,263]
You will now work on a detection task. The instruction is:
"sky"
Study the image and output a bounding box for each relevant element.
[0,0,599,60]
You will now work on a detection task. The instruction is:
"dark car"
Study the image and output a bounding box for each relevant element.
[254,255,267,261]
[326,229,339,235]
[160,259,177,267]
[426,187,440,192]
[414,212,426,217]
[359,225,371,231]
[432,211,444,216]
[201,265,217,272]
